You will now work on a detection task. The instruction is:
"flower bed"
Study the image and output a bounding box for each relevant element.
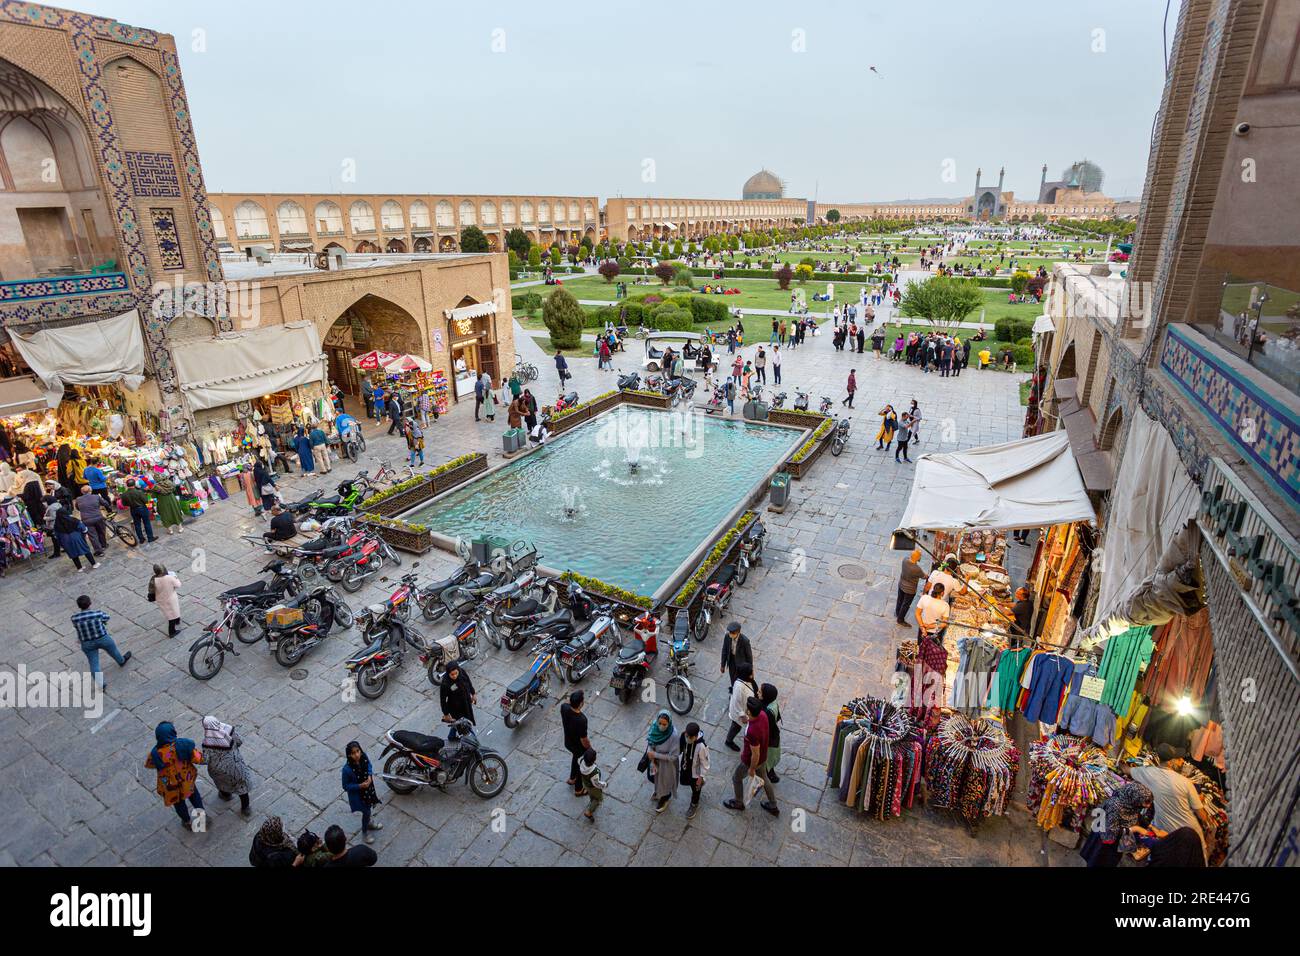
[621,389,672,408]
[559,570,654,610]
[785,418,834,478]
[429,452,488,494]
[669,510,756,610]
[767,408,830,429]
[548,390,621,435]
[358,515,434,555]
[359,453,487,517]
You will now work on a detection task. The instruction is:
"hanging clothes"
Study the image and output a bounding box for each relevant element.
[827,698,925,820]
[1143,609,1213,709]
[1057,660,1117,747]
[1021,652,1074,724]
[1097,625,1155,715]
[987,646,1032,712]
[924,714,1020,826]
[951,637,1001,715]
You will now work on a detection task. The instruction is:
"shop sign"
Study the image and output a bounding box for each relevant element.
[1200,460,1300,642]
[432,330,445,352]
[1079,676,1105,701]
[451,316,477,338]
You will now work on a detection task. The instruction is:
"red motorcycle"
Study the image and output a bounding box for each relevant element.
[337,538,385,593]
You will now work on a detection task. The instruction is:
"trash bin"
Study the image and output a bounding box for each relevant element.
[471,534,512,564]
[752,401,770,421]
[503,429,522,454]
[769,472,791,510]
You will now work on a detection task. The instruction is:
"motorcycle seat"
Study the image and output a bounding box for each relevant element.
[296,538,329,553]
[502,598,541,619]
[314,495,342,507]
[422,573,464,595]
[504,673,534,698]
[392,730,443,756]
[710,564,737,588]
[468,572,496,590]
[532,608,571,630]
[617,639,645,661]
[221,581,267,598]
[744,521,766,542]
[316,545,349,559]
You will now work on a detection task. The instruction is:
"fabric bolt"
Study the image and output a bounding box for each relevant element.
[1057,661,1118,747]
[1021,653,1074,724]
[1097,626,1155,714]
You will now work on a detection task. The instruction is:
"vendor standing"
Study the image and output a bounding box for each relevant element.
[83,458,110,506]
[308,424,333,474]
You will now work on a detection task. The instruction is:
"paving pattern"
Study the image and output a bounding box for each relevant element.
[0,315,1079,867]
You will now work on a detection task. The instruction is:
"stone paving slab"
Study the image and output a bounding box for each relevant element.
[0,318,1076,867]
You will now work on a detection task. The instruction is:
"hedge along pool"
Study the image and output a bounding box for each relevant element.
[403,406,806,599]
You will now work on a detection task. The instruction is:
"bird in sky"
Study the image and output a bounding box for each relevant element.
[869,66,881,75]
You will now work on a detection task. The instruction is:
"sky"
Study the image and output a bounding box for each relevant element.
[67,0,1180,203]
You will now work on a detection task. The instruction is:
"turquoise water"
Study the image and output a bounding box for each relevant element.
[405,407,802,596]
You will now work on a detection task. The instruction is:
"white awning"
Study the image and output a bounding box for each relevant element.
[444,301,497,322]
[171,321,326,411]
[896,431,1096,532]
[10,309,146,399]
[0,376,53,418]
[1032,314,1055,335]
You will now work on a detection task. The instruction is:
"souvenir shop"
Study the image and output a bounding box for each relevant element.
[445,301,500,401]
[351,350,449,422]
[850,429,1235,865]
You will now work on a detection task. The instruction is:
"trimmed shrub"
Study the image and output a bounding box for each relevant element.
[513,291,543,317]
[1011,344,1035,367]
[650,304,693,331]
[688,296,728,326]
[776,264,794,290]
[673,265,694,287]
[598,261,620,282]
[994,318,1033,342]
[542,288,584,348]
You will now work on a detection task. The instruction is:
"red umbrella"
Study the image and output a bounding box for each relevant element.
[350,349,400,370]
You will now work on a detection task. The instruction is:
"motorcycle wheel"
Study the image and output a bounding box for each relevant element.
[341,568,366,593]
[483,623,502,650]
[233,609,261,645]
[383,542,402,567]
[505,630,529,652]
[565,664,584,684]
[382,752,419,794]
[187,640,224,680]
[503,710,519,729]
[696,612,712,642]
[359,435,368,452]
[427,657,448,686]
[275,634,305,668]
[332,595,355,630]
[345,442,358,463]
[462,635,479,661]
[356,665,387,700]
[469,755,509,798]
[736,560,749,587]
[667,676,694,715]
[831,438,845,457]
[300,563,324,587]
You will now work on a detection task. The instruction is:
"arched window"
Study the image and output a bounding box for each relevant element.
[435,200,454,228]
[553,202,564,223]
[409,201,430,228]
[521,201,535,223]
[459,200,476,226]
[501,201,516,225]
[234,201,269,238]
[583,201,594,221]
[349,201,375,233]
[314,201,343,233]
[380,200,404,230]
[211,206,227,239]
[538,201,551,223]
[1099,406,1125,451]
[480,201,497,225]
[276,200,307,234]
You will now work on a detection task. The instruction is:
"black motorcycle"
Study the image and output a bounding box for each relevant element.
[830,416,852,457]
[219,560,307,644]
[266,585,351,667]
[617,370,641,390]
[557,607,622,684]
[735,519,766,586]
[379,719,508,799]
[415,561,487,623]
[504,581,596,652]
[342,603,424,700]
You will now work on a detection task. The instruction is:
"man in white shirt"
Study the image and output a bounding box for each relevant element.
[1129,746,1211,861]
[927,554,965,601]
[915,583,951,640]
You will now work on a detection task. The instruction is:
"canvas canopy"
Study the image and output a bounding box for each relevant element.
[384,354,432,374]
[350,349,399,370]
[10,309,146,399]
[445,301,496,322]
[0,376,52,418]
[172,321,326,411]
[896,431,1096,532]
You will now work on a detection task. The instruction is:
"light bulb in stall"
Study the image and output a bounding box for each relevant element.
[1174,695,1195,716]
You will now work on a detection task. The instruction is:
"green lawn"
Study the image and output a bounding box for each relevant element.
[516,274,890,314]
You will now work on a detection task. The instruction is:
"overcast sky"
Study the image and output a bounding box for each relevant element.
[70,0,1179,202]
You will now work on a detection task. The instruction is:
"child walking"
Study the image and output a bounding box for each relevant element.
[578,746,606,821]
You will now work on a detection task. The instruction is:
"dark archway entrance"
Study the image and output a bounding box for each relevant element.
[323,294,425,396]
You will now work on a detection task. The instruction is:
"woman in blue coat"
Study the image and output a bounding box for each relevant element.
[341,740,382,843]
[292,427,315,474]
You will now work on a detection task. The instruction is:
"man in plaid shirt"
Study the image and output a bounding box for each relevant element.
[72,595,132,686]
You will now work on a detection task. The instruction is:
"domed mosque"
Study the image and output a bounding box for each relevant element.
[742,169,785,200]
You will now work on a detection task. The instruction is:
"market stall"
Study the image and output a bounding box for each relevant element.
[445,301,500,401]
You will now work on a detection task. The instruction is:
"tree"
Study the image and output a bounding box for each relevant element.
[459,225,489,253]
[515,291,543,317]
[673,265,693,287]
[654,262,676,285]
[527,246,542,269]
[826,209,841,223]
[1010,270,1032,295]
[506,228,531,261]
[794,264,813,284]
[598,260,621,283]
[542,289,584,348]
[775,264,794,290]
[550,246,562,266]
[898,275,983,330]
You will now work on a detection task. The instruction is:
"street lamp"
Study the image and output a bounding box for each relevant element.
[1247,289,1269,364]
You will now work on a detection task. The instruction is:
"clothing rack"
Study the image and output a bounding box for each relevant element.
[827,697,925,821]
[925,713,1021,825]
[1027,733,1123,833]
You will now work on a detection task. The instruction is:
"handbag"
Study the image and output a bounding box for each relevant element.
[147,578,156,602]
[636,753,650,774]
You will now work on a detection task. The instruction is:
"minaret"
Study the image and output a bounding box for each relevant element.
[1040,163,1048,191]
[996,166,1006,217]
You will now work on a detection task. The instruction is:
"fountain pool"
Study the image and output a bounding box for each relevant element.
[404,406,805,598]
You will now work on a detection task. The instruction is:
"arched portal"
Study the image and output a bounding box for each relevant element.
[414,236,432,253]
[323,293,425,396]
[385,238,407,253]
[355,240,380,253]
[439,235,458,253]
[446,295,501,402]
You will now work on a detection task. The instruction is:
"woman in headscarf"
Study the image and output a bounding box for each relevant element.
[875,404,897,450]
[203,716,252,816]
[55,443,73,494]
[341,740,382,844]
[644,710,680,813]
[17,465,44,524]
[760,683,783,785]
[252,455,277,517]
[152,474,186,534]
[248,815,297,868]
[52,495,98,572]
[292,427,315,474]
[149,564,182,637]
[1078,781,1155,867]
[144,721,205,830]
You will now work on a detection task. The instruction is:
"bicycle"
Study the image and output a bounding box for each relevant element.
[513,352,538,383]
[187,600,242,680]
[371,459,415,487]
[102,508,138,548]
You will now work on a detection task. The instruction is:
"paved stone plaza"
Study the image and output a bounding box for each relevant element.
[0,314,1078,867]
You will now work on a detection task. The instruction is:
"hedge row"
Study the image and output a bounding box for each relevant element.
[607,263,894,285]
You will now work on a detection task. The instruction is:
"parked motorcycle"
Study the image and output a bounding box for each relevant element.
[422,615,481,686]
[607,606,662,703]
[379,719,508,799]
[218,560,305,644]
[415,560,486,623]
[830,416,852,457]
[702,384,727,415]
[617,370,641,390]
[818,395,834,415]
[499,635,566,728]
[557,608,622,684]
[664,613,698,715]
[695,563,737,642]
[504,580,596,651]
[792,388,811,412]
[768,389,788,410]
[555,391,579,412]
[342,606,423,700]
[266,585,350,667]
[735,519,766,587]
[336,538,387,593]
